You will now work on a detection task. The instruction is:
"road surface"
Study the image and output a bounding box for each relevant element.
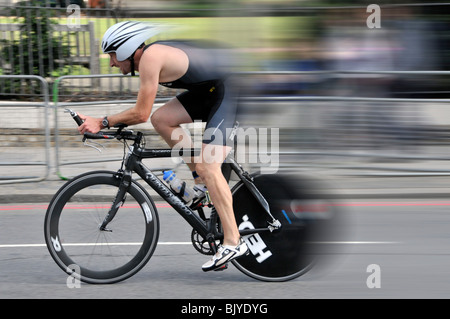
[1,199,450,301]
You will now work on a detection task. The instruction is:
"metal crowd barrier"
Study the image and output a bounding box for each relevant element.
[2,71,449,184]
[52,74,174,180]
[0,75,50,184]
[51,71,450,178]
[53,74,131,178]
[238,70,450,176]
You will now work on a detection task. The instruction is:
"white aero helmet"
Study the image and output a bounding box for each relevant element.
[102,21,163,61]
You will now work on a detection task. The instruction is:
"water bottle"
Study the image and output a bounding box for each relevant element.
[163,171,195,203]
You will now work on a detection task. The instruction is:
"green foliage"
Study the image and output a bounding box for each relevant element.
[1,0,71,78]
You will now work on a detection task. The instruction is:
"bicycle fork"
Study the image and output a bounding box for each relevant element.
[99,169,132,231]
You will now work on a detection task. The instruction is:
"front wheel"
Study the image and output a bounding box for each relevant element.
[44,171,159,284]
[231,173,342,282]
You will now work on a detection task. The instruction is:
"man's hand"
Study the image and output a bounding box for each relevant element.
[77,113,103,135]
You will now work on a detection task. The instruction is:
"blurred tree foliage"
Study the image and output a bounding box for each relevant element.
[0,0,71,78]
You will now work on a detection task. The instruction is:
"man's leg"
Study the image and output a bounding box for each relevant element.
[196,143,248,272]
[152,97,246,270]
[195,144,240,247]
[151,98,199,174]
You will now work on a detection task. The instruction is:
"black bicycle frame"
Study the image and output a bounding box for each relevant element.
[99,137,278,241]
[135,149,210,238]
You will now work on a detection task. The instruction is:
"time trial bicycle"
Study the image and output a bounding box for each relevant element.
[44,110,340,284]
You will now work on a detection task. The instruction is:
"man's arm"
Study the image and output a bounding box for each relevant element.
[78,52,161,134]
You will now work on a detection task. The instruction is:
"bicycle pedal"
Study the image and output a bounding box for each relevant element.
[214,263,228,271]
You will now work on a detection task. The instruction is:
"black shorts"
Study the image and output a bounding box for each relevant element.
[176,79,238,146]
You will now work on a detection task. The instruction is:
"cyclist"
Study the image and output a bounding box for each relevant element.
[77,21,248,271]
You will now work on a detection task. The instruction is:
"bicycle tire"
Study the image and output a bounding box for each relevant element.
[44,170,159,284]
[231,173,338,282]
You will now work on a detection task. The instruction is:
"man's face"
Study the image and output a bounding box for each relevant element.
[108,52,131,75]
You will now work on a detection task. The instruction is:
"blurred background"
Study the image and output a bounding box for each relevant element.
[1,0,450,184]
